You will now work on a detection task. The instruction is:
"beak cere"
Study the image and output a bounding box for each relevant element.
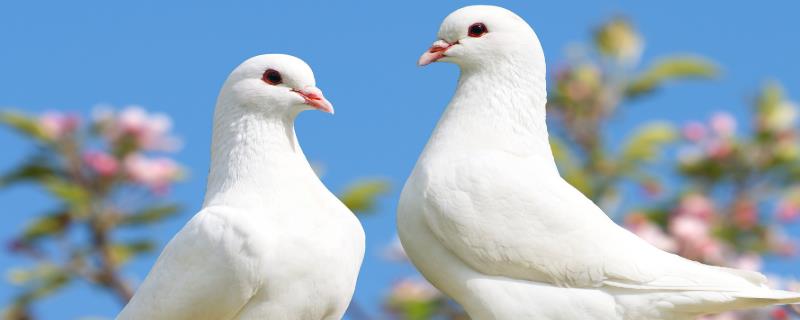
[418,40,453,66]
[293,87,334,114]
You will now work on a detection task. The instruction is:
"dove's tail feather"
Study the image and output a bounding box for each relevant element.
[701,266,800,307]
[665,289,800,318]
[695,289,800,316]
[707,265,769,287]
[730,289,800,304]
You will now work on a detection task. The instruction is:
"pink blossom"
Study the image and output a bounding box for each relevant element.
[388,278,440,304]
[768,231,796,257]
[698,240,724,263]
[124,154,182,193]
[776,196,800,222]
[705,139,734,160]
[771,308,789,320]
[676,194,715,221]
[98,106,181,152]
[682,121,707,142]
[709,112,736,136]
[669,214,723,262]
[732,200,758,230]
[37,111,79,140]
[118,106,180,151]
[117,106,148,131]
[669,214,709,245]
[626,215,677,252]
[733,254,762,271]
[83,151,119,177]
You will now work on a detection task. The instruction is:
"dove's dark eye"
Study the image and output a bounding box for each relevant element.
[468,23,488,38]
[262,69,283,85]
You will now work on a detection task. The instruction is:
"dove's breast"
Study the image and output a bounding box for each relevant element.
[204,190,364,319]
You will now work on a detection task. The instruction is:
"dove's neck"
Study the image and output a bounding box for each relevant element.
[425,60,555,165]
[203,102,312,208]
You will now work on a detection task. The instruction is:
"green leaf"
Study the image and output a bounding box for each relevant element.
[0,111,48,141]
[41,178,91,214]
[397,300,438,320]
[550,137,594,196]
[9,264,71,303]
[625,57,718,98]
[641,208,671,229]
[338,179,390,214]
[550,136,575,169]
[21,212,70,241]
[27,269,70,301]
[563,168,593,197]
[620,122,677,166]
[109,240,155,265]
[0,160,58,187]
[119,204,181,226]
[6,268,35,285]
[594,17,642,61]
[757,81,784,111]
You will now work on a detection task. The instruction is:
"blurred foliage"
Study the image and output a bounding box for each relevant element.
[547,17,718,207]
[622,81,800,319]
[384,278,466,320]
[0,106,391,319]
[384,16,799,320]
[0,107,185,319]
[1,14,797,320]
[625,57,718,98]
[594,17,641,62]
[340,179,391,214]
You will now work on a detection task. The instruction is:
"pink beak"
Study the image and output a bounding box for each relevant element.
[293,86,334,114]
[418,40,453,66]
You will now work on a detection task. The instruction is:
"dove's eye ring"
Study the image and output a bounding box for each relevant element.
[468,23,488,38]
[262,69,283,85]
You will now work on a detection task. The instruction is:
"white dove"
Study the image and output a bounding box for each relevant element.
[118,54,365,320]
[397,5,800,320]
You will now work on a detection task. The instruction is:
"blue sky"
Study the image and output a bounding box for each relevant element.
[1,1,799,319]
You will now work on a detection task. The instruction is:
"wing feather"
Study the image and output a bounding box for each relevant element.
[420,151,767,293]
[117,208,257,320]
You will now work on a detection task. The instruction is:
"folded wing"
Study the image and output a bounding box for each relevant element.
[117,208,257,320]
[420,151,770,294]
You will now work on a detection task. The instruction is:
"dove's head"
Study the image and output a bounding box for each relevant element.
[220,54,333,116]
[418,5,543,70]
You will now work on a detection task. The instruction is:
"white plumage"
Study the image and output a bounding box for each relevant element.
[398,5,800,319]
[118,54,364,320]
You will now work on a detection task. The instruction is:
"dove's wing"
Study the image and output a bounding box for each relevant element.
[117,207,258,320]
[419,150,768,292]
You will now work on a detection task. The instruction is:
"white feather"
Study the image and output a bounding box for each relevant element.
[398,6,800,319]
[118,54,364,320]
